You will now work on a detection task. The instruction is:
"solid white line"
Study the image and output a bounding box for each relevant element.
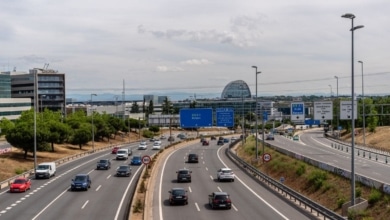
[188,186,192,193]
[159,150,177,220]
[209,175,213,180]
[217,186,222,192]
[32,188,69,220]
[217,147,290,220]
[205,167,208,171]
[107,174,111,179]
[195,202,200,211]
[81,200,89,209]
[232,204,238,211]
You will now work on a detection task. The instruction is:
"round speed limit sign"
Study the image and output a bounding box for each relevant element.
[262,153,272,163]
[142,155,151,165]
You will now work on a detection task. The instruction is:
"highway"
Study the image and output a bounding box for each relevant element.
[151,139,316,220]
[269,128,390,185]
[0,140,164,220]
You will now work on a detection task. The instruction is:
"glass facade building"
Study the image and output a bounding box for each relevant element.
[221,80,251,99]
[0,72,11,98]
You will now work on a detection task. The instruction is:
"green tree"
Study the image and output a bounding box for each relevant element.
[71,123,91,149]
[149,125,160,135]
[162,97,173,114]
[0,118,15,136]
[131,101,140,113]
[46,120,71,151]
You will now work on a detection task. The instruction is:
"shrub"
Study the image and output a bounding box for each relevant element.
[307,170,327,191]
[337,196,346,209]
[355,187,362,198]
[368,188,382,204]
[133,199,143,213]
[138,180,146,193]
[14,168,25,175]
[295,164,306,176]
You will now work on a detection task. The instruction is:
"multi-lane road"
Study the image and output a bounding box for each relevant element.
[151,139,316,220]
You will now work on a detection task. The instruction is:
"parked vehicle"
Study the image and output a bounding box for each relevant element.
[217,168,235,182]
[96,159,111,170]
[71,174,91,191]
[169,188,188,205]
[116,149,129,160]
[35,162,56,179]
[10,177,31,193]
[176,168,192,182]
[209,192,232,209]
[116,165,131,177]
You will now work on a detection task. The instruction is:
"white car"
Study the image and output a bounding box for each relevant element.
[138,142,147,150]
[152,142,161,150]
[154,140,162,145]
[217,168,235,182]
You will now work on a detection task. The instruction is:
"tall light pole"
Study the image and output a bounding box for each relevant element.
[252,66,261,160]
[334,76,339,136]
[240,84,244,146]
[40,94,46,112]
[91,93,97,152]
[342,12,364,206]
[358,60,366,146]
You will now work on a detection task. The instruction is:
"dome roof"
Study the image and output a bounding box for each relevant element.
[221,80,251,99]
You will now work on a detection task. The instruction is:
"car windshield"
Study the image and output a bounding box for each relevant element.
[118,166,128,170]
[14,179,26,184]
[117,150,126,154]
[74,176,86,181]
[221,169,232,173]
[133,156,141,160]
[172,190,185,196]
[99,160,107,163]
[178,170,189,174]
[37,165,49,170]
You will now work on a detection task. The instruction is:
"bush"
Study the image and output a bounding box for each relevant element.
[355,187,362,198]
[14,168,26,175]
[133,199,143,213]
[295,164,306,176]
[368,188,382,204]
[337,196,346,209]
[307,170,327,191]
[138,180,146,193]
[142,130,154,138]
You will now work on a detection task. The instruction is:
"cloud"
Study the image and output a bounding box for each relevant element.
[156,65,184,72]
[181,59,213,65]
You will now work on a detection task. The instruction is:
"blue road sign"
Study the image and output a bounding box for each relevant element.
[291,103,304,115]
[180,108,213,128]
[263,112,268,121]
[216,108,234,127]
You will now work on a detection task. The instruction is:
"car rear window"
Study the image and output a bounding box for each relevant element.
[215,195,228,200]
[172,190,185,196]
[178,170,189,174]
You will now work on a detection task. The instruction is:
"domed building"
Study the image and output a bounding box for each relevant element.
[221,80,252,99]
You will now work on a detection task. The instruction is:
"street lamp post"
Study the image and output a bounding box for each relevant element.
[252,66,261,160]
[358,60,366,146]
[91,93,97,152]
[334,76,339,137]
[240,84,244,146]
[40,95,46,112]
[342,12,364,206]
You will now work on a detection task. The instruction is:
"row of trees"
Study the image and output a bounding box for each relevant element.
[0,109,145,159]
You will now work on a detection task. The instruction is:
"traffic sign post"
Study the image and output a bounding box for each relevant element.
[314,101,333,120]
[262,153,272,163]
[216,108,234,127]
[290,102,304,124]
[141,155,151,165]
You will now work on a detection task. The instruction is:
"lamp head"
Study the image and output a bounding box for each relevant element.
[358,60,363,64]
[341,13,355,19]
[334,76,338,79]
[252,66,257,69]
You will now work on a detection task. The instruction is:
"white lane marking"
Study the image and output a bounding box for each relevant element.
[81,200,89,209]
[96,185,102,191]
[209,175,213,180]
[217,186,222,192]
[107,174,111,179]
[195,202,200,211]
[188,186,192,193]
[217,147,289,220]
[205,167,208,171]
[232,204,238,211]
[159,150,178,220]
[32,188,69,220]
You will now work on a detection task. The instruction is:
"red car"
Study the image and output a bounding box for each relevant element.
[10,177,31,193]
[202,140,209,146]
[111,147,120,154]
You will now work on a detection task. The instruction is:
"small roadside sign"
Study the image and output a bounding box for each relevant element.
[262,153,272,162]
[142,155,151,165]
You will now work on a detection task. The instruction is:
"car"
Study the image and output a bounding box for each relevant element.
[218,136,224,141]
[138,142,148,150]
[111,146,120,154]
[168,136,175,141]
[10,177,31,193]
[96,159,111,170]
[217,140,224,145]
[154,140,162,145]
[209,192,232,209]
[266,134,275,140]
[130,155,142,165]
[223,138,229,143]
[116,165,132,177]
[217,168,235,182]
[187,153,199,163]
[200,137,205,143]
[293,135,299,141]
[231,137,237,141]
[152,141,161,150]
[202,140,209,146]
[176,168,192,182]
[150,137,156,142]
[127,148,133,156]
[210,136,216,140]
[71,174,91,191]
[177,133,187,139]
[169,188,188,205]
[116,149,129,160]
[160,135,167,139]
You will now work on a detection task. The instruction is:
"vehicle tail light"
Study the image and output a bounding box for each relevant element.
[213,199,219,203]
[226,199,231,203]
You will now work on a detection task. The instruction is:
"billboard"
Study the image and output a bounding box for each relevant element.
[179,108,213,128]
[216,108,234,127]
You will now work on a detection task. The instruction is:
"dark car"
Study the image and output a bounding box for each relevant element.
[218,136,224,141]
[209,192,232,209]
[168,136,175,142]
[223,138,229,143]
[266,134,275,140]
[210,136,216,140]
[71,174,91,191]
[169,188,188,205]
[188,154,199,163]
[130,155,142,165]
[176,168,192,183]
[116,165,131,177]
[202,140,209,146]
[96,159,111,170]
[217,140,224,145]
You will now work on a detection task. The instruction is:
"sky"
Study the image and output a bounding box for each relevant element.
[1,0,390,100]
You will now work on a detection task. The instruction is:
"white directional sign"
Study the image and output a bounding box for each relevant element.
[314,101,333,120]
[340,101,357,120]
[290,102,305,123]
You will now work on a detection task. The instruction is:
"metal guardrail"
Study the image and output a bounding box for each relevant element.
[226,140,345,220]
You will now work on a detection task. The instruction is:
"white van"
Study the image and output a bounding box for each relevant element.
[35,162,56,179]
[116,149,129,160]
